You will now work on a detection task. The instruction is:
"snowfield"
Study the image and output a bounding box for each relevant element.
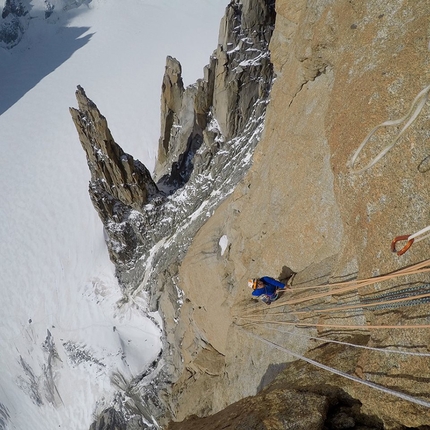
[0,1,226,428]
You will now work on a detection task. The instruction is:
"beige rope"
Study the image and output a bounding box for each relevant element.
[239,327,430,408]
[349,84,430,174]
[279,291,430,316]
[242,259,430,315]
[236,316,430,330]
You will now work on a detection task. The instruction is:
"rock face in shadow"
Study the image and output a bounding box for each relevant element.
[166,377,385,430]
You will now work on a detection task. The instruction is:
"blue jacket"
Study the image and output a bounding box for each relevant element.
[251,276,286,298]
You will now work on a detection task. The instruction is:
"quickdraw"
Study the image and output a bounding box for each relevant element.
[391,225,430,256]
[391,235,414,256]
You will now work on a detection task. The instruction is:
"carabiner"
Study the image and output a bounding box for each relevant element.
[391,235,414,256]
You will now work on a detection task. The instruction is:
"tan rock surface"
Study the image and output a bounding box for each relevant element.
[167,0,430,428]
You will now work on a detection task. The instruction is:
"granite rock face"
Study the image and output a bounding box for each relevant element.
[70,86,159,211]
[154,0,274,190]
[157,56,185,170]
[169,0,430,428]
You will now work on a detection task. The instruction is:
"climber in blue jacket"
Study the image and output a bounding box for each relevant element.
[248,276,289,304]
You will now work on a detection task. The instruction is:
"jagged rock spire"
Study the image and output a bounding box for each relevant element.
[158,56,185,165]
[154,0,274,188]
[70,85,158,214]
[70,86,160,265]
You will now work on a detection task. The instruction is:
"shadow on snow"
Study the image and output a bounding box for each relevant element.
[0,25,93,116]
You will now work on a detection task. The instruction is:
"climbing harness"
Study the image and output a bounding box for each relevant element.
[260,293,277,305]
[349,84,430,174]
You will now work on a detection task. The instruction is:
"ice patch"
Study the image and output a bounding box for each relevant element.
[219,235,228,256]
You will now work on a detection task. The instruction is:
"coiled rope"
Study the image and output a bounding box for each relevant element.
[239,327,430,408]
[349,84,430,174]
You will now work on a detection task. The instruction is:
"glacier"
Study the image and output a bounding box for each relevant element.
[0,0,226,428]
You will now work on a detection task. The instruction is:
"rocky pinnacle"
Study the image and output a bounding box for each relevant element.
[70,85,159,214]
[70,86,160,265]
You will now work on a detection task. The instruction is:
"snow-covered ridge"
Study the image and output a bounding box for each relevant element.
[69,1,276,425]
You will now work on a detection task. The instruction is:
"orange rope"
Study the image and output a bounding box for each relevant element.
[236,316,430,330]
[286,259,430,291]
[245,260,430,313]
[281,292,430,316]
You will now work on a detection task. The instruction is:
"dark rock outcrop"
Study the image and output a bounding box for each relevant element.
[0,0,92,48]
[166,383,384,430]
[0,0,29,48]
[0,403,10,430]
[1,0,26,19]
[90,408,126,430]
[89,407,145,430]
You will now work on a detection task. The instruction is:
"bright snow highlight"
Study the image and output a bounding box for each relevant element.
[0,1,226,428]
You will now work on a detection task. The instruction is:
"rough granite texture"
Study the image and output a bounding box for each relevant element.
[167,0,430,428]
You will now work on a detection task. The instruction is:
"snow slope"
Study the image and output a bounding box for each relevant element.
[0,1,226,429]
